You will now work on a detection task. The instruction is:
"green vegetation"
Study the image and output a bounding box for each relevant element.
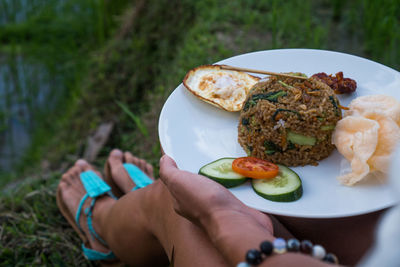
[0,0,130,184]
[0,173,92,266]
[1,0,399,265]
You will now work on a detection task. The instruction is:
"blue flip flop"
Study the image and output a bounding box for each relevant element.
[123,163,153,191]
[75,170,117,261]
[104,161,154,197]
[57,170,120,262]
[57,164,153,263]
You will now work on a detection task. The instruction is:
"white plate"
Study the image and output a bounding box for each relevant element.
[158,49,400,218]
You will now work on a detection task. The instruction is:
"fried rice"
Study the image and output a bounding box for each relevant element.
[238,75,342,166]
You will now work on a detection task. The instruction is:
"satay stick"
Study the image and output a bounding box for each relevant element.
[219,65,308,80]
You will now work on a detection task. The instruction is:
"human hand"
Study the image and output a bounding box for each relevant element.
[159,155,272,232]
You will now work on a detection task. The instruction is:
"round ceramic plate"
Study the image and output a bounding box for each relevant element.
[158,49,400,218]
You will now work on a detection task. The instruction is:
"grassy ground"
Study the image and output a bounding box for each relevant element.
[1,0,400,265]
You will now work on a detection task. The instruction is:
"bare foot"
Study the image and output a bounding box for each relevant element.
[106,149,155,194]
[58,159,116,254]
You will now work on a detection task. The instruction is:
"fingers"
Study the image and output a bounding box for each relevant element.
[159,154,204,195]
[159,155,224,196]
[159,154,179,186]
[160,154,178,168]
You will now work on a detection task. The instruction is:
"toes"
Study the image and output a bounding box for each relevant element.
[109,157,128,181]
[59,177,70,189]
[60,160,102,194]
[138,159,146,167]
[75,159,93,171]
[106,150,155,193]
[108,150,125,179]
[58,180,77,203]
[138,159,147,171]
[107,151,134,193]
[61,173,72,184]
[145,163,154,179]
[124,151,137,164]
[62,160,88,181]
[68,165,82,180]
[60,165,83,188]
[75,159,103,179]
[108,149,124,169]
[124,152,154,178]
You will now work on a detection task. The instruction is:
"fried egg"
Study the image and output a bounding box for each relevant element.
[183,65,260,112]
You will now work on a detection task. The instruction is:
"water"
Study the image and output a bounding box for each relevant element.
[0,0,129,173]
[0,0,69,25]
[0,0,65,172]
[0,54,59,171]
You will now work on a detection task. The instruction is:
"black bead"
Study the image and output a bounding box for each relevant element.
[323,253,339,264]
[300,240,313,254]
[246,249,263,265]
[287,238,300,252]
[260,241,273,255]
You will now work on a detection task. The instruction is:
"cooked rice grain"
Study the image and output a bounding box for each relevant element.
[238,76,342,166]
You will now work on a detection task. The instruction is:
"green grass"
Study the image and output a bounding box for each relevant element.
[1,0,400,265]
[0,173,94,266]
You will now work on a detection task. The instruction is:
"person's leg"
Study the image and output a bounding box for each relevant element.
[58,157,230,267]
[102,149,231,266]
[105,180,230,266]
[104,149,294,265]
[275,211,384,266]
[58,160,115,256]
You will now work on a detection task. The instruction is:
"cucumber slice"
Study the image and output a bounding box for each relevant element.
[321,125,335,131]
[199,158,247,188]
[287,130,316,146]
[252,164,302,202]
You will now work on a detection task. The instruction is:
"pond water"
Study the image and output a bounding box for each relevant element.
[0,54,62,171]
[0,0,69,25]
[0,1,59,172]
[0,0,129,174]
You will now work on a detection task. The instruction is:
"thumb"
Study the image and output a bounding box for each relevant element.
[159,154,179,185]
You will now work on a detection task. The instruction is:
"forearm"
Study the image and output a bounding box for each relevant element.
[202,210,338,267]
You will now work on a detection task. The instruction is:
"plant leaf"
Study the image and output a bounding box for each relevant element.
[116,100,149,137]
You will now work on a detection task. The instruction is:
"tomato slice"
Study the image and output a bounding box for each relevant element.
[232,157,279,179]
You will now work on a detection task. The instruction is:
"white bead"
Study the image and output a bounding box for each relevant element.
[312,244,326,260]
[273,237,287,254]
[236,262,251,267]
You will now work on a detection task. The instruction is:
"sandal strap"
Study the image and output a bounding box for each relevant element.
[85,199,107,246]
[75,193,89,232]
[74,170,117,260]
[76,171,117,231]
[81,171,113,198]
[82,243,116,261]
[123,163,153,191]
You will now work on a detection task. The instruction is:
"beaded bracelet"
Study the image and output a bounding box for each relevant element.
[236,238,339,267]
